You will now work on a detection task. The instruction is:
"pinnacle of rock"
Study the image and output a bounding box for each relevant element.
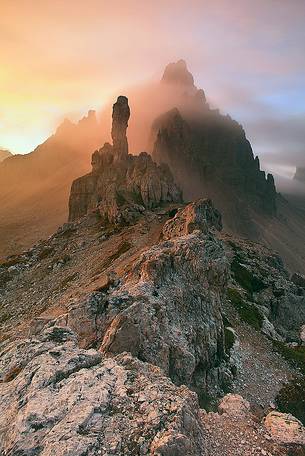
[68,95,182,223]
[111,95,130,157]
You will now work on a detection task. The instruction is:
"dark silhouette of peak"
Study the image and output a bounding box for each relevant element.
[161,59,195,87]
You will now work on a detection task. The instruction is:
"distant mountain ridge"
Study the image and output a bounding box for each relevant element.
[0,111,102,258]
[0,148,12,163]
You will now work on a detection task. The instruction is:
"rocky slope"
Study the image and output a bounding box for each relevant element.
[1,190,304,454]
[0,73,305,455]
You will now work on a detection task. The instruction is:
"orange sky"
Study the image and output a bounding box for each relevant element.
[1,0,305,174]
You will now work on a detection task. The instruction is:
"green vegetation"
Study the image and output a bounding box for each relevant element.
[227,287,263,330]
[231,258,265,293]
[273,341,305,374]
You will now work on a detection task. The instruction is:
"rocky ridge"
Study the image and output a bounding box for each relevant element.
[0,95,304,455]
[0,109,102,259]
[1,194,304,454]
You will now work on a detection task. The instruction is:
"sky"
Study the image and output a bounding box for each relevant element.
[1,0,305,177]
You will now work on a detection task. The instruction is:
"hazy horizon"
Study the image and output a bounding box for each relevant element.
[1,0,305,179]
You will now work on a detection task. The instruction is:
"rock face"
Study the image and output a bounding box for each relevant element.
[151,62,277,239]
[223,233,305,341]
[69,97,181,224]
[162,198,222,240]
[65,200,232,398]
[0,326,207,456]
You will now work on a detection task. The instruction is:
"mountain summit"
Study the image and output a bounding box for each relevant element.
[161,59,195,87]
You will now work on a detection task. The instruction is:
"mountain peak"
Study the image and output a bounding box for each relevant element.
[161,59,195,87]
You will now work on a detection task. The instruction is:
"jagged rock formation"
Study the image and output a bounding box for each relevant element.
[152,104,277,240]
[146,60,279,246]
[111,95,130,157]
[294,167,305,184]
[162,59,195,87]
[69,96,181,224]
[0,148,12,163]
[64,214,232,397]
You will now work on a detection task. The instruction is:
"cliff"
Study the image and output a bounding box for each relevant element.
[69,96,181,224]
[151,62,277,240]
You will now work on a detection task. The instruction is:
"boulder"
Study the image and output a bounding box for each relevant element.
[218,394,251,418]
[162,198,222,240]
[264,411,305,446]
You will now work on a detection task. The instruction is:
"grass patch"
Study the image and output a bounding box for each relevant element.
[273,341,305,374]
[227,287,263,330]
[231,258,265,293]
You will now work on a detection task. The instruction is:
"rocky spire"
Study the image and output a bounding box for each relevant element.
[111,95,130,157]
